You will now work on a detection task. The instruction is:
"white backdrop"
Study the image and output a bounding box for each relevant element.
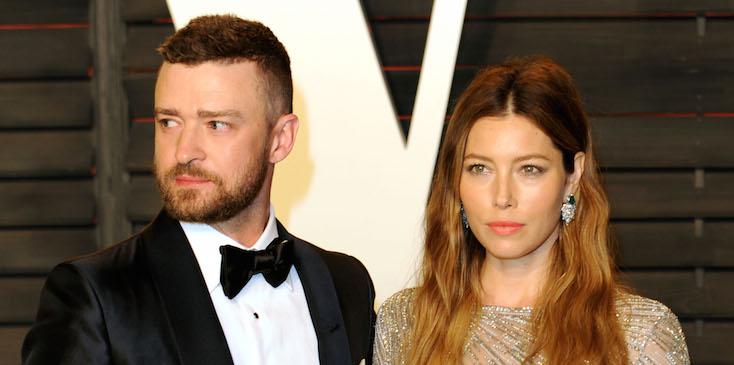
[166,0,467,305]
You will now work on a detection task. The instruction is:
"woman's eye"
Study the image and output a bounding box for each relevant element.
[521,165,544,176]
[469,164,488,174]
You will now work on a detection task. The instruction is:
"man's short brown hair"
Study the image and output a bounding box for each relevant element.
[157,15,292,121]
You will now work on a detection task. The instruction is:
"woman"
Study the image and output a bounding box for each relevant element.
[373,57,689,364]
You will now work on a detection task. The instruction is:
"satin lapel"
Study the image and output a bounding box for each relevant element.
[142,212,234,365]
[277,221,352,364]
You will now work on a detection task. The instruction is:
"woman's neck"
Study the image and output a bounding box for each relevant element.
[479,229,558,308]
[480,260,547,308]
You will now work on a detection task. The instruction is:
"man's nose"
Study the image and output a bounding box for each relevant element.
[174,126,205,165]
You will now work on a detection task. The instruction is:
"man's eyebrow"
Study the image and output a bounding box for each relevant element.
[154,107,179,116]
[197,109,243,118]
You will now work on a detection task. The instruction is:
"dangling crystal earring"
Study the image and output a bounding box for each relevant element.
[460,203,469,230]
[561,194,576,225]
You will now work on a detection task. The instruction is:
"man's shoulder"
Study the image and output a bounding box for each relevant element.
[292,235,370,281]
[50,229,157,294]
[63,231,145,273]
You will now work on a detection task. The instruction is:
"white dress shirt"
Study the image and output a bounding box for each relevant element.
[180,207,319,365]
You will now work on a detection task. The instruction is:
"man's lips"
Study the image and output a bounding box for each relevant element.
[174,175,212,186]
[487,221,525,235]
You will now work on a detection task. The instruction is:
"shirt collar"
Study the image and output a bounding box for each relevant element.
[180,205,292,294]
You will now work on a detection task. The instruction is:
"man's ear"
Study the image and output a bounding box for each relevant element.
[269,113,299,163]
[565,152,586,196]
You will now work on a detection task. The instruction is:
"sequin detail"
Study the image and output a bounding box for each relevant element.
[373,288,690,364]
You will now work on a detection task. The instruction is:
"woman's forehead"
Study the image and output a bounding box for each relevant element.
[465,115,561,160]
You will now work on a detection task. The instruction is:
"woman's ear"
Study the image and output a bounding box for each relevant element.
[268,113,299,163]
[565,152,585,196]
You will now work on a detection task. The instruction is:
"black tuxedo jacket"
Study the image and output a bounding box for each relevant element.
[22,211,375,364]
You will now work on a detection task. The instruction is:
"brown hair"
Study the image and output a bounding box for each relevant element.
[157,15,292,121]
[408,56,627,364]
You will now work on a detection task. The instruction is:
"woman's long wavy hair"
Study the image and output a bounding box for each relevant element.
[407,56,627,365]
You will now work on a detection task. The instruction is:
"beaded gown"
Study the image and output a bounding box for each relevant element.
[373,288,690,365]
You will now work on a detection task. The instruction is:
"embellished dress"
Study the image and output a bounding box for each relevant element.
[373,288,690,364]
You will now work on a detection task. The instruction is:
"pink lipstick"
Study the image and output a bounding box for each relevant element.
[487,221,524,235]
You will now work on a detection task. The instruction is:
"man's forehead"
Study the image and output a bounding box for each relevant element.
[155,60,262,92]
[155,59,271,120]
[159,59,260,72]
[157,60,265,93]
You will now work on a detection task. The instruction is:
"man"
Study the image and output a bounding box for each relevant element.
[22,15,375,365]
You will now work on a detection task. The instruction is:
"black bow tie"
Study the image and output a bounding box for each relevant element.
[219,237,294,299]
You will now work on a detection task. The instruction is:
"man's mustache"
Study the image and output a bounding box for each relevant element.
[164,164,222,185]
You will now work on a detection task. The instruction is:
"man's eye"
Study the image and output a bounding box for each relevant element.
[209,121,228,130]
[157,119,178,128]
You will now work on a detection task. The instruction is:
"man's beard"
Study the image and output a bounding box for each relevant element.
[154,150,269,224]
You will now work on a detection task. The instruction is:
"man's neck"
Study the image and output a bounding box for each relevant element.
[210,200,271,248]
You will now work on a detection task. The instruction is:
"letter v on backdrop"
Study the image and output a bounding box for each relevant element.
[166,0,467,304]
